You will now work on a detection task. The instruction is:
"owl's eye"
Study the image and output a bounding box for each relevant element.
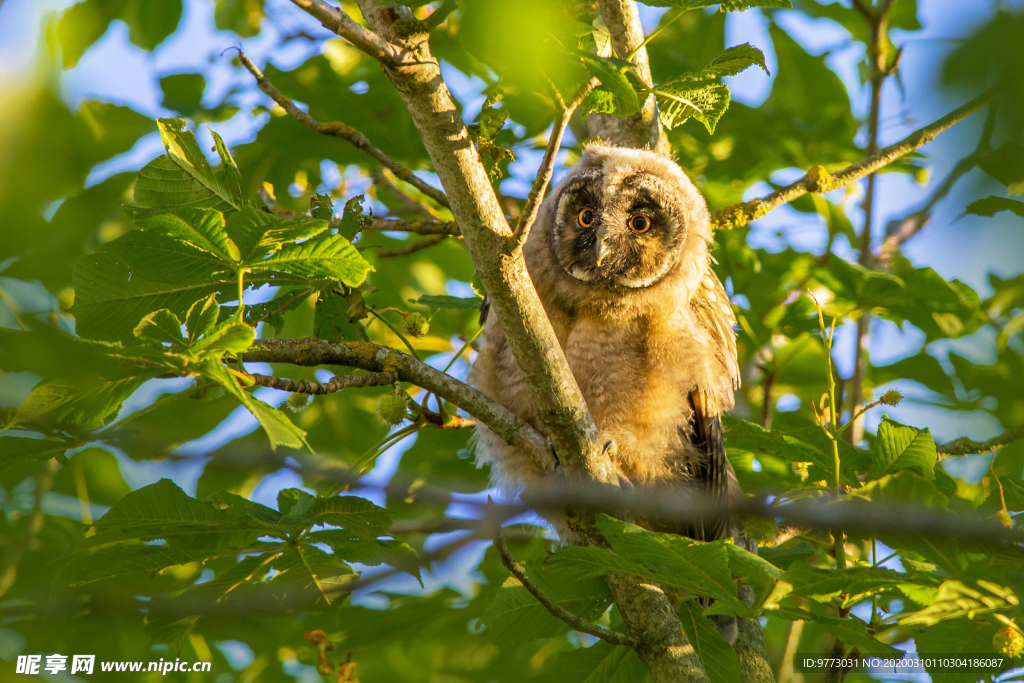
[628,215,652,233]
[577,208,595,228]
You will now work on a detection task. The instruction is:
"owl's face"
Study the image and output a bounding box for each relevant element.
[548,149,701,290]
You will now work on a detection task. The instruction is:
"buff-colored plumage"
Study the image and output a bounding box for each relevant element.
[469,142,740,506]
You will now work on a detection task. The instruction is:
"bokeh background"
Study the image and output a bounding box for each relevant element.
[1,0,1023,680]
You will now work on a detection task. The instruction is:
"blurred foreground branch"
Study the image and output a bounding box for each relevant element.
[938,423,1024,458]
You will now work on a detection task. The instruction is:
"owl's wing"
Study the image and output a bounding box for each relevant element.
[686,268,740,542]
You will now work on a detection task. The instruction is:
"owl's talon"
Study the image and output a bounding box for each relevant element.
[602,440,616,456]
[548,441,561,471]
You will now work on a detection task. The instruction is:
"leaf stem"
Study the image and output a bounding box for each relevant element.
[369,309,421,360]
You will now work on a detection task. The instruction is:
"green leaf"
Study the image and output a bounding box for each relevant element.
[595,516,745,613]
[209,127,243,207]
[870,417,937,481]
[774,607,901,656]
[655,78,731,133]
[213,0,265,37]
[0,437,68,471]
[137,208,237,264]
[915,621,1010,683]
[90,479,264,549]
[13,374,155,432]
[57,0,183,68]
[636,0,792,11]
[482,560,613,646]
[251,233,372,286]
[721,542,784,612]
[964,196,1024,219]
[190,321,255,356]
[699,43,769,79]
[899,580,1019,627]
[159,73,206,114]
[133,308,185,346]
[412,294,484,310]
[281,492,392,539]
[185,294,221,344]
[978,142,1024,194]
[781,563,931,608]
[156,118,243,211]
[269,545,355,606]
[60,543,220,588]
[225,207,328,264]
[541,643,651,683]
[199,361,308,450]
[575,52,642,116]
[72,230,231,342]
[679,601,741,683]
[309,531,420,580]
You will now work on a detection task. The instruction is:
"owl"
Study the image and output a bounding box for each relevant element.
[469,141,742,541]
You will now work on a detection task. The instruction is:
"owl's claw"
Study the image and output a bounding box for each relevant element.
[548,441,561,471]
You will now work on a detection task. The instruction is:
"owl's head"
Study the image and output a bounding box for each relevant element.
[544,142,711,292]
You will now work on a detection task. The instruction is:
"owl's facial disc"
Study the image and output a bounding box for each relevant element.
[551,172,686,290]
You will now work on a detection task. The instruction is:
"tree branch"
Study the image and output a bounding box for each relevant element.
[418,0,458,33]
[513,78,598,249]
[246,370,395,395]
[710,90,996,230]
[937,423,1024,459]
[376,234,449,258]
[286,0,403,64]
[240,337,552,471]
[236,50,450,209]
[363,217,460,236]
[493,532,637,647]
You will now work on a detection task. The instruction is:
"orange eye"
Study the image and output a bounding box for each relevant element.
[578,208,595,228]
[628,215,651,233]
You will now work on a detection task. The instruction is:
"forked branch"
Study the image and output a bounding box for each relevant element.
[286,0,402,64]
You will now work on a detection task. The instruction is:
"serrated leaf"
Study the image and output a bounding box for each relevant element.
[870,417,937,481]
[899,580,1019,627]
[132,154,234,214]
[90,479,264,549]
[280,492,391,539]
[679,601,741,683]
[309,531,421,581]
[225,206,329,264]
[156,117,243,211]
[700,43,769,79]
[270,545,355,605]
[251,233,372,286]
[781,563,931,609]
[209,127,243,206]
[655,78,731,133]
[198,360,308,450]
[575,52,641,116]
[412,294,484,310]
[190,321,255,356]
[136,209,237,263]
[59,543,218,587]
[133,308,185,345]
[72,230,231,342]
[13,374,156,432]
[185,294,221,344]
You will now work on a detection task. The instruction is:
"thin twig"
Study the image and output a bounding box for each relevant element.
[418,0,458,33]
[937,423,1024,458]
[286,0,402,64]
[363,217,460,236]
[710,90,996,230]
[493,532,637,647]
[512,78,598,249]
[246,371,395,395]
[377,234,448,258]
[236,50,450,209]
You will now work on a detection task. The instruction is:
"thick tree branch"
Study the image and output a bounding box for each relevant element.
[363,217,460,236]
[710,90,996,230]
[237,50,450,209]
[493,532,637,647]
[286,0,403,64]
[241,337,552,471]
[937,423,1024,459]
[513,78,598,249]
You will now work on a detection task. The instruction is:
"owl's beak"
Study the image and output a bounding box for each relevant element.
[594,225,611,267]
